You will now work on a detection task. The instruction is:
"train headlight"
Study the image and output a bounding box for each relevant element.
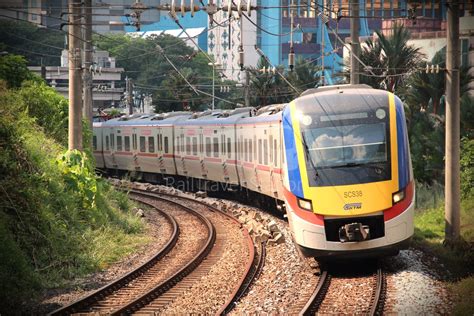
[392,189,405,204]
[297,198,313,211]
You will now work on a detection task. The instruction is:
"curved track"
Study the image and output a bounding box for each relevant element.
[299,266,386,315]
[132,189,263,314]
[49,190,214,315]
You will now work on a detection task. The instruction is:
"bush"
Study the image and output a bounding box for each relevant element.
[0,79,147,313]
[460,138,474,199]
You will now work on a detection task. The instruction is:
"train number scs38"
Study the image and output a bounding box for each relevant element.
[93,84,415,259]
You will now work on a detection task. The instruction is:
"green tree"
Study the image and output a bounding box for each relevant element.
[0,54,33,88]
[352,23,424,92]
[287,57,321,94]
[0,20,64,66]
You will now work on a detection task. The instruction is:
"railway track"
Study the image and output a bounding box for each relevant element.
[50,187,262,315]
[299,265,386,315]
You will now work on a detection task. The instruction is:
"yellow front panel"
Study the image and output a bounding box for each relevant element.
[292,92,400,216]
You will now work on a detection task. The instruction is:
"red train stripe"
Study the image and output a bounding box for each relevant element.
[283,187,324,226]
[384,180,415,221]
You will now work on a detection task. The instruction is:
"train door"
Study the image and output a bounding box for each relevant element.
[108,127,118,169]
[222,125,238,185]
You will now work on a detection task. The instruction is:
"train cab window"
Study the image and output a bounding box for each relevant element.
[227,138,231,158]
[249,140,253,162]
[92,136,97,150]
[148,136,155,153]
[132,134,137,150]
[105,135,110,151]
[264,139,268,165]
[186,136,191,155]
[117,136,123,151]
[164,136,169,153]
[258,139,263,164]
[140,136,146,152]
[110,133,115,150]
[192,137,198,155]
[124,136,130,152]
[274,139,278,166]
[205,137,211,157]
[244,139,248,162]
[213,137,219,158]
[269,135,274,163]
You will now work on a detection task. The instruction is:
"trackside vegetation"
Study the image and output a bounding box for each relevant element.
[0,56,148,313]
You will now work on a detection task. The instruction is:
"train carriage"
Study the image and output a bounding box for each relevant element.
[94,84,414,259]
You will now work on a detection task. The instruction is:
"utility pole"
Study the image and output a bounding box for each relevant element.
[126,77,133,115]
[321,0,325,86]
[350,0,360,84]
[445,0,460,241]
[68,0,83,150]
[245,68,250,107]
[83,0,93,134]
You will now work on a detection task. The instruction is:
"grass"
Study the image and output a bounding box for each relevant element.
[413,191,474,315]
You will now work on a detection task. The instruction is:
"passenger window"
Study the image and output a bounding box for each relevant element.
[274,139,278,166]
[205,137,211,157]
[181,134,185,153]
[227,137,231,158]
[269,135,273,163]
[264,139,268,165]
[117,136,123,151]
[92,135,97,150]
[110,133,115,150]
[176,137,180,154]
[148,136,155,153]
[105,135,109,151]
[244,139,248,162]
[124,136,130,152]
[140,136,146,152]
[221,135,225,155]
[199,134,204,153]
[213,137,219,158]
[164,137,169,153]
[249,139,253,162]
[186,136,191,155]
[158,134,163,151]
[132,134,137,150]
[258,139,262,164]
[192,137,197,155]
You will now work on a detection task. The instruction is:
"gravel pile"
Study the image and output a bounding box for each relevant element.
[384,248,453,314]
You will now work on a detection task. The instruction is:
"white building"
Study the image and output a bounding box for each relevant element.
[28,50,125,110]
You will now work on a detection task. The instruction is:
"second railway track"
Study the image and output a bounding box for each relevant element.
[50,186,261,315]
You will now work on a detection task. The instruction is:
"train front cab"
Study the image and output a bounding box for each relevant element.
[282,86,415,259]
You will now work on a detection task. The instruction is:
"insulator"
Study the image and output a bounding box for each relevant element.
[435,64,440,73]
[288,50,295,71]
[425,64,430,74]
[238,0,242,17]
[228,0,232,17]
[190,0,194,17]
[431,64,435,74]
[238,46,244,70]
[181,0,185,17]
[272,67,276,74]
[247,0,251,16]
[171,0,176,17]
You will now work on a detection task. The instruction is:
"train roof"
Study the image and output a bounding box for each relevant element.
[100,111,192,126]
[299,84,374,97]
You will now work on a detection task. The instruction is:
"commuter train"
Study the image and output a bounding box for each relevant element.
[93,84,415,258]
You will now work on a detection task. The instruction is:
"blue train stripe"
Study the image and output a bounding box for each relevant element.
[395,96,409,189]
[282,105,304,197]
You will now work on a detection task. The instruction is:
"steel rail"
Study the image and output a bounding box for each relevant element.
[299,270,331,315]
[49,197,179,316]
[109,189,216,315]
[131,188,260,314]
[369,266,386,316]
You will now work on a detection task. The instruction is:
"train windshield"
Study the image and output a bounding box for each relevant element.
[297,93,391,187]
[303,122,387,168]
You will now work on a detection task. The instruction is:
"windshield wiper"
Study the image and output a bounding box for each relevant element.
[301,135,319,180]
